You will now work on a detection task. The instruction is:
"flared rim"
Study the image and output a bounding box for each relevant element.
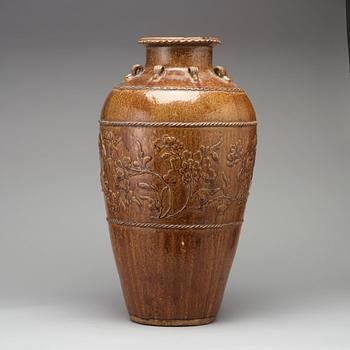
[138,36,221,46]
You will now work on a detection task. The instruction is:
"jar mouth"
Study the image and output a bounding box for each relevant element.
[138,36,221,46]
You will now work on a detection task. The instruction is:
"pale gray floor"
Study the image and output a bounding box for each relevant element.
[2,292,350,349]
[1,1,349,349]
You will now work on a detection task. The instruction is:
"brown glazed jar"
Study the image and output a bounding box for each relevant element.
[99,37,257,326]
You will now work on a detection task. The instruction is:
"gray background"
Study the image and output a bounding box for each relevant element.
[1,0,349,349]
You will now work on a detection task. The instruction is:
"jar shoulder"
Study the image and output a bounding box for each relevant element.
[101,87,256,123]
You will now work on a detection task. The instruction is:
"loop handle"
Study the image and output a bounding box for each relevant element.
[214,66,231,82]
[188,66,200,83]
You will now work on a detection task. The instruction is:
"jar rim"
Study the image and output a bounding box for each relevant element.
[138,36,221,46]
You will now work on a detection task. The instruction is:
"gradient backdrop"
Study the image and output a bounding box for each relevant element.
[1,0,349,349]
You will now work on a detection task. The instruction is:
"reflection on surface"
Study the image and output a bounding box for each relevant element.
[145,90,201,105]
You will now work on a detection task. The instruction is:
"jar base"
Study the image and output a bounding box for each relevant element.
[130,315,216,327]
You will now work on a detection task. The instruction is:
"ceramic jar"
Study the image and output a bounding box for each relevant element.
[99,36,257,326]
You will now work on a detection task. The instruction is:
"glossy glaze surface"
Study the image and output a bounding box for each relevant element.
[99,36,257,326]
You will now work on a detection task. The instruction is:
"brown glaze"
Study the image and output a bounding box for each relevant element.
[99,36,257,326]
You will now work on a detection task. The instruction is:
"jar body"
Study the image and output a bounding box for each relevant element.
[99,37,257,326]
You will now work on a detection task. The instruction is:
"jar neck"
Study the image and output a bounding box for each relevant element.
[145,46,213,69]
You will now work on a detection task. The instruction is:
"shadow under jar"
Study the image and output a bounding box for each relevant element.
[99,36,257,326]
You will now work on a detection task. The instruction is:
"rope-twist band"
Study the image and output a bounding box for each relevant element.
[114,86,245,93]
[107,218,242,230]
[99,120,257,128]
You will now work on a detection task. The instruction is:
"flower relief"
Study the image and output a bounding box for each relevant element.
[154,135,219,185]
[99,130,256,219]
[226,135,257,203]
